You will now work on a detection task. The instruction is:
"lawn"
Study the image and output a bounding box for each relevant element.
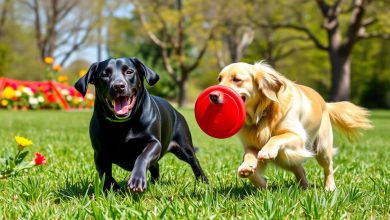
[0,109,389,219]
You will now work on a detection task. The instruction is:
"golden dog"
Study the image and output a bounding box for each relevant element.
[214,61,372,191]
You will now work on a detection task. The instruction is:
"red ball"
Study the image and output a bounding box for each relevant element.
[195,85,246,139]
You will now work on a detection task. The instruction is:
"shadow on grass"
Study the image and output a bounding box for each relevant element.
[54,175,324,202]
[55,178,95,201]
[54,177,171,202]
[209,178,325,199]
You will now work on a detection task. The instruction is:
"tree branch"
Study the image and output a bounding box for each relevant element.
[274,45,313,61]
[357,32,390,40]
[315,0,330,16]
[332,0,344,15]
[135,2,167,48]
[152,4,177,49]
[57,1,78,21]
[274,35,309,45]
[30,0,44,59]
[248,13,328,51]
[361,17,377,27]
[161,47,178,83]
[343,0,367,53]
[216,50,226,69]
[58,24,93,66]
[271,23,328,51]
[185,27,215,73]
[236,28,254,61]
[0,0,11,32]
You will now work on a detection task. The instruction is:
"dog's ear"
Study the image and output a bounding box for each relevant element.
[131,57,160,86]
[254,63,285,103]
[74,62,98,97]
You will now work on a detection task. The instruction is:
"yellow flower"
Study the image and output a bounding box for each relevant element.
[44,57,54,64]
[53,65,62,72]
[1,86,16,99]
[72,97,80,104]
[57,75,68,83]
[79,69,87,77]
[15,136,33,150]
[17,85,25,91]
[1,99,8,106]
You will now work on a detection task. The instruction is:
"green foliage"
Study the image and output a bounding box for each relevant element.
[359,74,390,108]
[0,22,45,80]
[352,39,390,108]
[0,43,12,76]
[0,110,389,218]
[0,1,389,107]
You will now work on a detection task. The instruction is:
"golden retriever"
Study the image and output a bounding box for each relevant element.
[214,61,372,191]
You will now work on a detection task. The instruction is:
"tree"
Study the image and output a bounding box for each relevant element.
[134,0,222,107]
[0,0,12,37]
[0,0,13,76]
[246,0,316,68]
[252,0,390,101]
[213,0,254,69]
[22,0,103,66]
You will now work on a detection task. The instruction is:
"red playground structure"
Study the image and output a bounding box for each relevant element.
[0,77,94,110]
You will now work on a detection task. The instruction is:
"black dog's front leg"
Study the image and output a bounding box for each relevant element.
[128,141,162,193]
[94,151,120,191]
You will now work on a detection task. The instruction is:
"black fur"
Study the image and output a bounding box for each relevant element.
[75,57,208,192]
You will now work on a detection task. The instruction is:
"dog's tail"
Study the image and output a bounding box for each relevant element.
[326,101,372,142]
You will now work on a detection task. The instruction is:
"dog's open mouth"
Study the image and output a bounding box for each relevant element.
[106,93,137,117]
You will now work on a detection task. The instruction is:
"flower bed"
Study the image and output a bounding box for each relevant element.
[0,78,94,110]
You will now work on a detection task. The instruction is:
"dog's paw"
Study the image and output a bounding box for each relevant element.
[237,163,256,178]
[128,173,147,193]
[325,178,336,191]
[257,146,279,161]
[325,184,336,192]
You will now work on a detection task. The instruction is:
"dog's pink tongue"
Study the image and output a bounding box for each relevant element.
[114,97,129,115]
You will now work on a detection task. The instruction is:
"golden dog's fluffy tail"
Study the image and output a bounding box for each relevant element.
[326,102,372,142]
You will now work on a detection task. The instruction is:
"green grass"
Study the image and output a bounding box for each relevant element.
[0,109,389,219]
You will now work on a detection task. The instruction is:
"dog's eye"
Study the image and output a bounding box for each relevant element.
[232,77,242,83]
[217,76,222,82]
[125,69,134,75]
[101,72,110,78]
[102,68,112,78]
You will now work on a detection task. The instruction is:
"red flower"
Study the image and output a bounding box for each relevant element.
[46,93,56,103]
[31,87,37,93]
[69,89,75,96]
[10,82,17,89]
[33,152,46,165]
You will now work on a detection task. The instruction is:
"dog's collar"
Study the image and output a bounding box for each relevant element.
[105,116,132,123]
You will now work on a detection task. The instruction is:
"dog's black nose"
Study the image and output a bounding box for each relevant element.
[113,82,126,92]
[209,91,222,104]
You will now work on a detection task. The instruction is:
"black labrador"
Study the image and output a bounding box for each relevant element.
[75,57,208,192]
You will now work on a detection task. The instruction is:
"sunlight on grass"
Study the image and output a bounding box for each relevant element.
[0,109,389,218]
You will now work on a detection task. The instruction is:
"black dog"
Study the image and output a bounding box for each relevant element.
[75,57,208,192]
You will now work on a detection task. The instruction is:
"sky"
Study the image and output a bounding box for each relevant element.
[64,45,108,67]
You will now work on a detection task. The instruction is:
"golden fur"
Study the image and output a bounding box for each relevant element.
[217,61,372,190]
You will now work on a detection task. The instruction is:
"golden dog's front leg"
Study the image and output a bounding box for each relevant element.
[238,146,258,178]
[257,132,304,161]
[238,146,268,189]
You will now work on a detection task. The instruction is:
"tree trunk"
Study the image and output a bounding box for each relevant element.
[329,51,351,101]
[177,79,188,108]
